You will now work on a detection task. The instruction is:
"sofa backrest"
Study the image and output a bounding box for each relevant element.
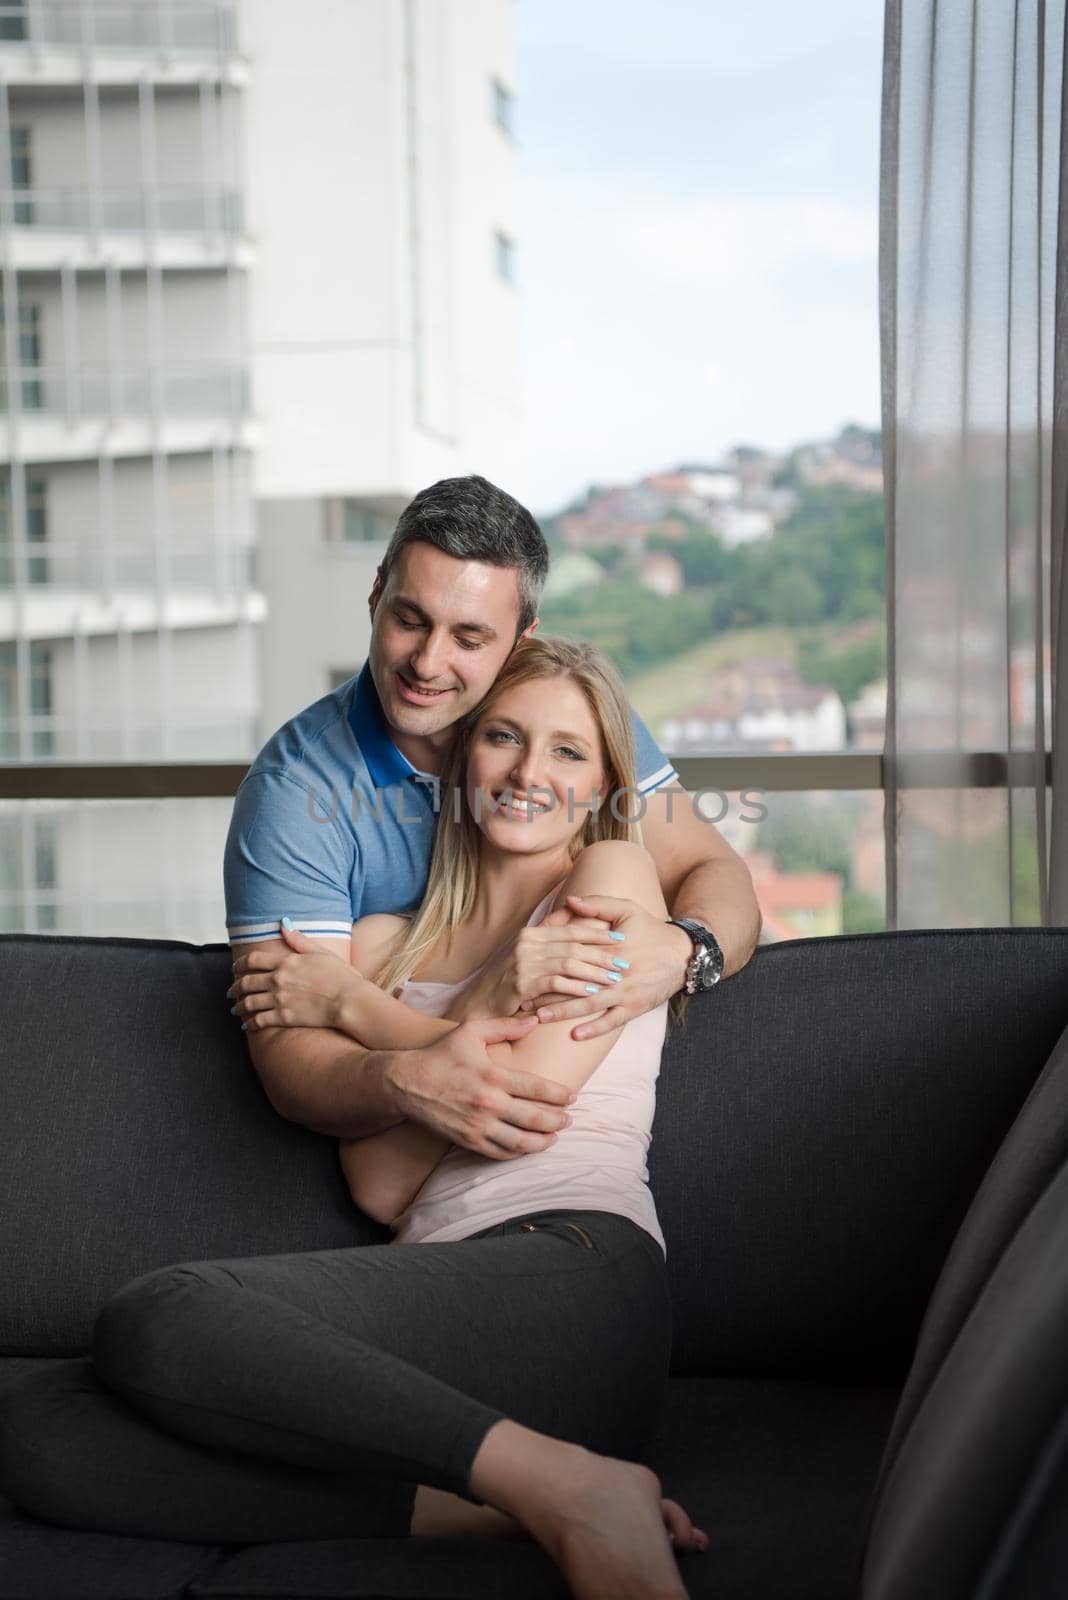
[2,928,1067,1373]
[646,927,1068,1378]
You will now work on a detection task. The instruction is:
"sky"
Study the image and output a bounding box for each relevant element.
[513,0,884,515]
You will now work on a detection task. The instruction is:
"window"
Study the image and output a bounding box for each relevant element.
[0,469,48,585]
[0,296,43,409]
[9,124,32,224]
[494,228,516,284]
[0,643,14,758]
[34,817,57,929]
[29,643,51,756]
[490,76,515,138]
[323,499,396,544]
[0,642,55,757]
[341,502,394,543]
[0,2,27,43]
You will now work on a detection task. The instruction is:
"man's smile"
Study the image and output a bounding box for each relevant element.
[395,671,455,704]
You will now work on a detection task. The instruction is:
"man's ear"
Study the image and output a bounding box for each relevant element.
[519,616,540,642]
[368,566,384,618]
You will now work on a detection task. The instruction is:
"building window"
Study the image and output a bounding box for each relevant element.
[0,2,27,42]
[0,642,55,756]
[494,229,516,284]
[33,816,58,928]
[343,502,394,543]
[490,76,515,138]
[0,295,43,409]
[9,124,32,223]
[29,641,52,756]
[0,643,14,758]
[0,468,48,586]
[323,499,396,544]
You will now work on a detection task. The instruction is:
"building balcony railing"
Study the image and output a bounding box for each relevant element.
[0,717,257,763]
[0,537,255,594]
[0,0,237,55]
[0,363,249,422]
[0,185,244,235]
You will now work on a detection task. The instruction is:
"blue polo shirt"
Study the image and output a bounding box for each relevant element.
[224,662,679,946]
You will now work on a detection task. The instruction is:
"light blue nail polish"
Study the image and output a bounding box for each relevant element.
[230,1006,238,1015]
[605,970,622,982]
[281,915,294,930]
[612,957,630,969]
[609,931,626,941]
[585,984,600,994]
[240,1023,247,1031]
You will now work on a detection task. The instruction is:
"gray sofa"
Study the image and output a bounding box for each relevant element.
[1,926,1068,1600]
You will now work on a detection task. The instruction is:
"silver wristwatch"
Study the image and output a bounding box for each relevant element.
[666,918,725,994]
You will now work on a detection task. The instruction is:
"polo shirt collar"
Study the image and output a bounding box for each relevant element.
[349,661,437,787]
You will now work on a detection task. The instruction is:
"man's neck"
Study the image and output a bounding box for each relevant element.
[388,724,456,778]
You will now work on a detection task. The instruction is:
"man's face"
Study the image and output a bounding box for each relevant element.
[367,542,537,747]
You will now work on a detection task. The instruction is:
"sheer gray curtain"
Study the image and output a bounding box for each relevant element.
[881,0,1068,927]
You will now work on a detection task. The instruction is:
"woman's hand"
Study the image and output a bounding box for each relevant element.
[448,906,630,1022]
[228,923,361,1032]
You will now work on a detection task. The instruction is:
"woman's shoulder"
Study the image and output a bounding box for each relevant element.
[349,913,408,982]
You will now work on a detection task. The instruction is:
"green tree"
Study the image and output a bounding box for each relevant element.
[797,632,886,705]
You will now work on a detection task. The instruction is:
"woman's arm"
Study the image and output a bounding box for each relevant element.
[358,841,670,1229]
[478,840,669,1094]
[336,915,461,1221]
[340,1117,454,1226]
[335,976,457,1051]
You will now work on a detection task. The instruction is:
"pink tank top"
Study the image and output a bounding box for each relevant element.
[389,879,668,1258]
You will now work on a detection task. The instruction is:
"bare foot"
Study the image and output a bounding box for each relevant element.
[411,1481,709,1562]
[470,1428,705,1597]
[529,1451,703,1599]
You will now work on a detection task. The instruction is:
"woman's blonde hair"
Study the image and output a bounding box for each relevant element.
[375,634,642,997]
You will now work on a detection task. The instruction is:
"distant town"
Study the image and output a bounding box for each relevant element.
[537,425,888,940]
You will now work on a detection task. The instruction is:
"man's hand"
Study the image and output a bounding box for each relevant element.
[448,905,628,1022]
[386,1015,577,1159]
[523,894,692,1041]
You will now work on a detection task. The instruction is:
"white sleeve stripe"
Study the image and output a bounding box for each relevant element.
[637,764,680,794]
[227,920,353,942]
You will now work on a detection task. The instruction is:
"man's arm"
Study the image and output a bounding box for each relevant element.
[231,934,572,1155]
[526,784,762,1039]
[642,784,763,980]
[233,936,410,1139]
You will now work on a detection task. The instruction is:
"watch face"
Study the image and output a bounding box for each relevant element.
[705,941,725,984]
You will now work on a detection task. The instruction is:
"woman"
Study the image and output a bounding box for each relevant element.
[5,637,707,1600]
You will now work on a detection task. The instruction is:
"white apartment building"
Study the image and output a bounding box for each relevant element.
[0,0,523,937]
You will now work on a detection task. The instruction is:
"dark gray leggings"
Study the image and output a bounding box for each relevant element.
[0,1208,671,1545]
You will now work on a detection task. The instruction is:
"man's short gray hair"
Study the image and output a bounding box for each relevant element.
[378,475,549,635]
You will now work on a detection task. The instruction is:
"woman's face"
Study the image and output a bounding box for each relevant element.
[465,675,610,857]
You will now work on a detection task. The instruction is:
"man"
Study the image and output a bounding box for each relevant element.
[225,474,761,1162]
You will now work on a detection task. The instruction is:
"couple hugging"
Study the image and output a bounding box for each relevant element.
[5,476,761,1600]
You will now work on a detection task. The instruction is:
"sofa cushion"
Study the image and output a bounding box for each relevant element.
[0,937,388,1356]
[860,1157,1068,1599]
[1,1471,219,1600]
[180,1376,900,1600]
